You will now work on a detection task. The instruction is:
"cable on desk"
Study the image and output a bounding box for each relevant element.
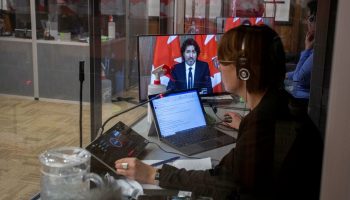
[210,103,217,114]
[204,103,218,127]
[206,104,238,134]
[205,103,236,132]
[147,141,220,163]
[148,141,200,159]
[213,105,251,112]
[215,123,238,132]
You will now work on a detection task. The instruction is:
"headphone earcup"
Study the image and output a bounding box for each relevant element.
[238,68,250,81]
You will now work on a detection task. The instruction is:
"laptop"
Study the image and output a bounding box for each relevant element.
[149,89,236,155]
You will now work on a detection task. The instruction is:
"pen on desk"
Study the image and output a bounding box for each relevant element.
[151,156,180,167]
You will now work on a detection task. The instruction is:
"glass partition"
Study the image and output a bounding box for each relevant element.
[0,0,33,96]
[0,0,329,144]
[2,1,32,38]
[95,0,327,134]
[98,0,150,135]
[0,0,336,198]
[35,0,89,41]
[32,0,90,102]
[184,0,223,33]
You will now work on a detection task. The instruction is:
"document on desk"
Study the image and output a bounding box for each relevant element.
[141,158,212,190]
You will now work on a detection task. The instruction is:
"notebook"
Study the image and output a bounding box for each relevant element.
[149,89,236,155]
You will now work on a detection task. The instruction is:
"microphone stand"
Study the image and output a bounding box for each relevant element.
[79,61,85,148]
[96,92,167,137]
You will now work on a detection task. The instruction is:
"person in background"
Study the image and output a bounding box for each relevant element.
[285,0,317,101]
[115,25,323,200]
[167,38,213,94]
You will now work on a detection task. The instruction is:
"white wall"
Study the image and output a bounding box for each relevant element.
[148,0,160,16]
[1,0,7,10]
[320,0,350,199]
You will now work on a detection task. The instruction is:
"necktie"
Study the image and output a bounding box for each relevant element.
[188,67,193,89]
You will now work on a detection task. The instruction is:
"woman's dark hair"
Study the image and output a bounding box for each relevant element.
[307,0,317,16]
[180,38,201,58]
[218,25,286,93]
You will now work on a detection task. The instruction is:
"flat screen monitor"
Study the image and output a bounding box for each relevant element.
[137,33,224,102]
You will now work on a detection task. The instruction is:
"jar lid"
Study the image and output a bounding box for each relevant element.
[39,147,90,168]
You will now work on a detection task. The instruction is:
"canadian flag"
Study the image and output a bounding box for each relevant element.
[195,35,223,93]
[225,17,265,32]
[150,36,182,86]
[224,17,241,32]
[249,17,264,25]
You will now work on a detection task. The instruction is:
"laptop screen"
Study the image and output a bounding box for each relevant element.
[150,90,207,137]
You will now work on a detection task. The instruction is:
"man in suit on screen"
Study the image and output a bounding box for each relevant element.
[167,38,213,94]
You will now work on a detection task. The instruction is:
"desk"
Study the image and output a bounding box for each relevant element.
[31,102,246,199]
[133,116,236,163]
[131,103,246,196]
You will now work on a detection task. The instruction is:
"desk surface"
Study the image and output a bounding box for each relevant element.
[131,103,245,196]
[31,102,246,199]
[132,103,246,164]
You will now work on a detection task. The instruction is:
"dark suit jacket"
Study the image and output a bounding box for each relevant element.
[167,60,213,94]
[158,88,323,200]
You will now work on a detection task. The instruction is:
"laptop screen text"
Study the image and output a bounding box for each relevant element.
[152,90,206,137]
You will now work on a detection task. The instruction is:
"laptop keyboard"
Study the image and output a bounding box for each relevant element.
[166,126,218,147]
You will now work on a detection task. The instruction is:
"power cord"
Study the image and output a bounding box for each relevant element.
[147,141,220,163]
[207,103,238,131]
[212,105,250,112]
[147,141,200,159]
[215,123,238,132]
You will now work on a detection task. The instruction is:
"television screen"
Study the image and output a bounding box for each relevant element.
[137,34,224,102]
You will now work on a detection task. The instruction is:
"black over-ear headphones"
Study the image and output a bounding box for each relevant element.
[237,37,250,81]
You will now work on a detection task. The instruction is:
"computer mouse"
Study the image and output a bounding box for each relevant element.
[223,114,232,123]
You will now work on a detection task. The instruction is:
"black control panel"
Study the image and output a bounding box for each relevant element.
[86,121,148,176]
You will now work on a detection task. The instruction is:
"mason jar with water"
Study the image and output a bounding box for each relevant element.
[39,147,103,200]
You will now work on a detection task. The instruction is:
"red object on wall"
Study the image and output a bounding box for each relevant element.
[233,0,265,17]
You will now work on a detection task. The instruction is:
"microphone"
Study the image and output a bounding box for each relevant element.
[96,91,170,137]
[79,61,85,82]
[79,61,85,147]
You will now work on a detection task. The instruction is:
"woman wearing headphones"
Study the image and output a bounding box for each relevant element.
[115,25,323,200]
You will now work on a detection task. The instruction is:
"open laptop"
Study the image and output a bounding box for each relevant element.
[149,89,236,155]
